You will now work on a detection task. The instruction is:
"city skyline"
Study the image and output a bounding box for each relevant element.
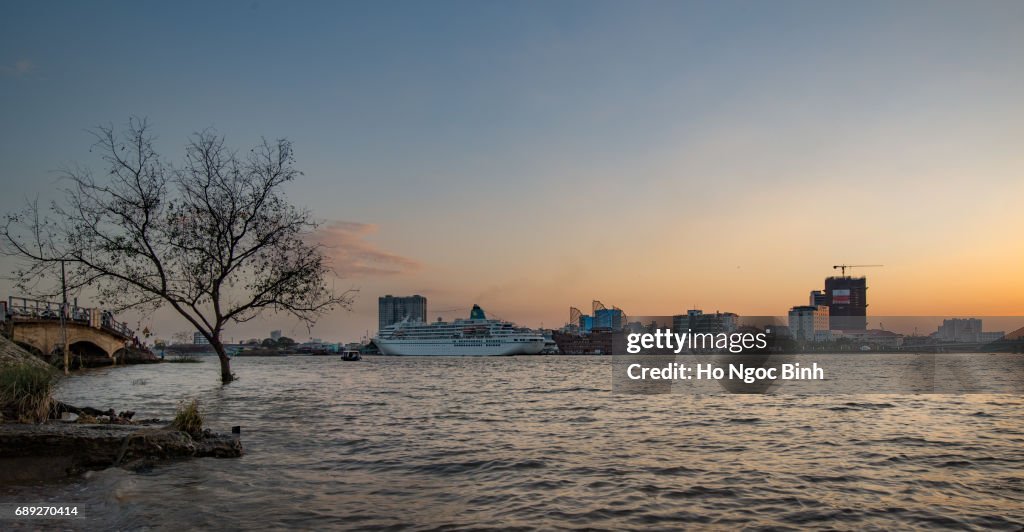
[2,1,1023,340]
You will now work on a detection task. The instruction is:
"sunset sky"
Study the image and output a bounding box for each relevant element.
[2,1,1022,341]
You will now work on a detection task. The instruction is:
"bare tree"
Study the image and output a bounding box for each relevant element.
[2,118,355,383]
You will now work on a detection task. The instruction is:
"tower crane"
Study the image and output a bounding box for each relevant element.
[569,307,582,327]
[832,264,883,276]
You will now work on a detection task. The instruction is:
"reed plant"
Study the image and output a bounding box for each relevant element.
[0,363,57,423]
[172,398,204,436]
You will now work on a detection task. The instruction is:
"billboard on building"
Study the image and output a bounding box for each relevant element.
[832,289,851,305]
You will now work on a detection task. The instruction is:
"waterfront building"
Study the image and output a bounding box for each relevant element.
[719,312,739,332]
[935,318,982,342]
[624,321,647,334]
[679,310,738,333]
[672,314,687,332]
[594,308,624,330]
[980,331,1006,343]
[809,290,827,307]
[193,331,210,345]
[824,276,867,330]
[270,329,282,341]
[933,318,1004,343]
[769,324,792,338]
[570,301,627,334]
[788,305,830,342]
[378,294,428,332]
[575,309,624,333]
[834,329,903,349]
[814,330,834,342]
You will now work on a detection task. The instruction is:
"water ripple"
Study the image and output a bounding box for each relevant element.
[1,355,1021,530]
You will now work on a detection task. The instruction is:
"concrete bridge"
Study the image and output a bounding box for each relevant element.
[1,297,136,365]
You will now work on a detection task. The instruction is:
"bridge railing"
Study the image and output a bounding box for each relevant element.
[6,297,70,321]
[5,296,134,339]
[102,318,134,339]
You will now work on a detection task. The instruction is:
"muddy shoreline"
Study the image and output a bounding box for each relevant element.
[0,422,243,484]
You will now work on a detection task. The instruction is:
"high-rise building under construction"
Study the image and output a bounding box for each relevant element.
[824,276,867,330]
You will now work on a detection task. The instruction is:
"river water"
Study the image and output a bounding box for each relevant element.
[3,355,1023,530]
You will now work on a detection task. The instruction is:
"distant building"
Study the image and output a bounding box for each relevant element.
[193,332,210,345]
[824,276,867,330]
[573,309,624,333]
[719,312,739,333]
[270,330,282,341]
[933,318,1003,343]
[788,305,830,342]
[809,290,827,307]
[837,329,903,349]
[980,331,1006,343]
[594,308,624,330]
[935,318,982,342]
[378,295,428,332]
[676,310,738,333]
[767,324,791,338]
[624,321,647,334]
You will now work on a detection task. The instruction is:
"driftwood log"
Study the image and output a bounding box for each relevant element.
[50,401,135,422]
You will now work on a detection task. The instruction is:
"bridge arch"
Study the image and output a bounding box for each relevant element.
[112,347,130,364]
[69,340,108,358]
[10,321,128,364]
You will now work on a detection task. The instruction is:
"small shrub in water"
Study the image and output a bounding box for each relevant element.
[172,398,204,436]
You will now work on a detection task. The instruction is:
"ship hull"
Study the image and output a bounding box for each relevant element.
[552,330,614,355]
[375,338,545,356]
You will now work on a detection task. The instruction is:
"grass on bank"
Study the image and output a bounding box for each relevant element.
[172,398,204,436]
[0,363,58,424]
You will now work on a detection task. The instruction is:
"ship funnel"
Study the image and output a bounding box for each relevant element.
[470,304,486,320]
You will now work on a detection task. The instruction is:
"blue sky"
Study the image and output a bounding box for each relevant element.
[2,1,1023,340]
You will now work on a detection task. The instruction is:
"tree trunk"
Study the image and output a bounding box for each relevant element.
[210,337,234,384]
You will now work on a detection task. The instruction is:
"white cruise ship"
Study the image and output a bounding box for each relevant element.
[374,305,545,356]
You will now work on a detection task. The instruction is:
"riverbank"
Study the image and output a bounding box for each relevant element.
[1,335,242,484]
[0,334,50,370]
[0,421,242,483]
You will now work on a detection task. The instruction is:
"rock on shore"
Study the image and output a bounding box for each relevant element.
[0,422,243,483]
